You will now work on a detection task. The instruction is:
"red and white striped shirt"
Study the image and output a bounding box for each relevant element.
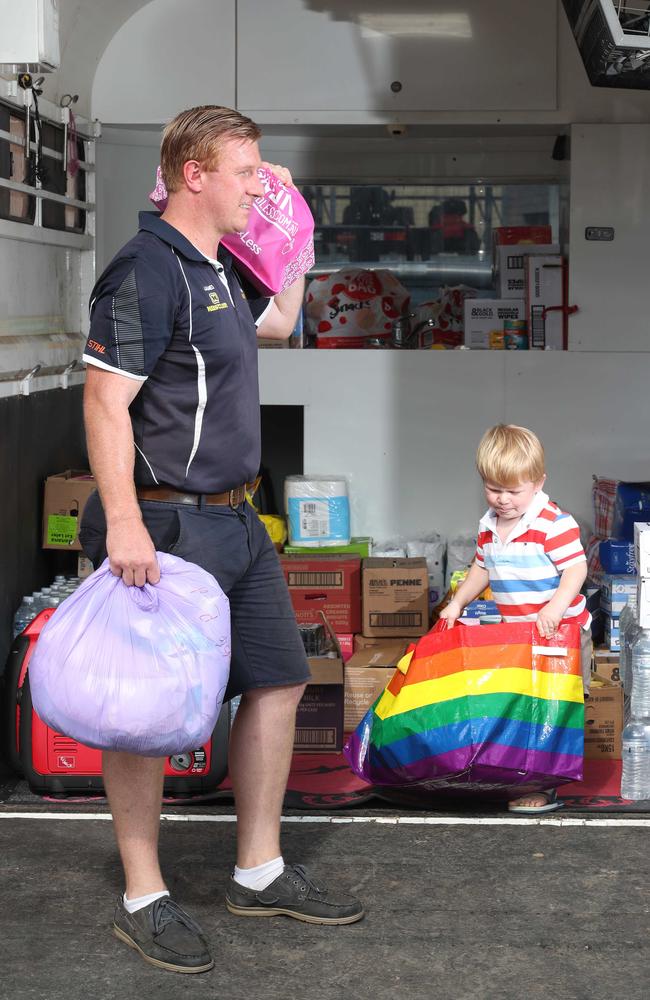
[475,491,591,629]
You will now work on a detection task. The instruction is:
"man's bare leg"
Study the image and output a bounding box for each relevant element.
[225,682,364,924]
[227,683,305,867]
[102,751,167,898]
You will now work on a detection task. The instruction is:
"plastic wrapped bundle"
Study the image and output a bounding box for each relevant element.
[284,475,351,547]
[445,535,478,589]
[29,553,230,756]
[406,536,446,608]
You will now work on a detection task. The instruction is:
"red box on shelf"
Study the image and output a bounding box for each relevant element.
[493,226,553,246]
[280,555,361,633]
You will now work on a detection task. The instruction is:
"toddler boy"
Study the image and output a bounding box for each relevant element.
[440,424,592,813]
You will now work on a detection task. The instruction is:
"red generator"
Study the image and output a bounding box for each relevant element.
[2,609,230,797]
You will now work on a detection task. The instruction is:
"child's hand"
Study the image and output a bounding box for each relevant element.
[439,600,462,626]
[536,604,563,639]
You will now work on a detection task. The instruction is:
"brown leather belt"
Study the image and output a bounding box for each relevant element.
[136,480,257,508]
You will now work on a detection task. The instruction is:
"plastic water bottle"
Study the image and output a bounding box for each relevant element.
[11,595,35,638]
[629,627,650,720]
[618,597,636,686]
[621,720,650,800]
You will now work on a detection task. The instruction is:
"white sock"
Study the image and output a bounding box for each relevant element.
[233,856,284,891]
[123,889,170,914]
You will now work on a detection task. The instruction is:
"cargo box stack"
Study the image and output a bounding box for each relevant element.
[589,478,650,652]
[620,523,650,799]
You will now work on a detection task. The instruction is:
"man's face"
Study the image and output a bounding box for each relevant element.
[200,138,264,235]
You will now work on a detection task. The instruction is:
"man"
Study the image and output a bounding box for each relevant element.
[80,105,364,975]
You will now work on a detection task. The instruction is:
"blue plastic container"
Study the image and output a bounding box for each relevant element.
[599,539,637,575]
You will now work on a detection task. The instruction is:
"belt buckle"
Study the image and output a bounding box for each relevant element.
[229,487,242,507]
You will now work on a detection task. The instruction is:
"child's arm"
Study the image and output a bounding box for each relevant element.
[439,561,490,625]
[536,561,588,638]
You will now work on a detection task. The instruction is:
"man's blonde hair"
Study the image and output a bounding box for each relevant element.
[476,424,545,485]
[160,105,261,193]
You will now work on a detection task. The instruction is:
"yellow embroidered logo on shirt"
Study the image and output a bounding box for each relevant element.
[206,290,228,312]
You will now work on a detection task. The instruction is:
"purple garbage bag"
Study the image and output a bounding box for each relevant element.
[29,552,230,755]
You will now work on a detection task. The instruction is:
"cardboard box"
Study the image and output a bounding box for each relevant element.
[281,555,361,633]
[283,537,372,558]
[294,616,344,752]
[354,633,409,653]
[336,633,354,663]
[344,640,408,731]
[593,648,621,685]
[634,521,650,578]
[463,298,525,349]
[525,255,566,350]
[42,470,96,550]
[496,244,560,298]
[637,577,650,629]
[601,575,637,616]
[584,675,624,759]
[460,599,501,619]
[493,225,553,246]
[362,558,429,638]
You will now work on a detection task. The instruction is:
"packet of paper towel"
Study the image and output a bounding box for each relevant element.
[284,475,351,547]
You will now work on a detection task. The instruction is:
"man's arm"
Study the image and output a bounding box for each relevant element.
[256,276,305,341]
[84,366,160,587]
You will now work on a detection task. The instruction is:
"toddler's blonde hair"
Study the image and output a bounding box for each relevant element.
[476,424,545,485]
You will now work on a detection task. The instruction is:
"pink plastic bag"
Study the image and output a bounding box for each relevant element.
[149,166,315,295]
[29,553,230,756]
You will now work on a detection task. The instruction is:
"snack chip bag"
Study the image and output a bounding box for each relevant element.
[304,268,410,348]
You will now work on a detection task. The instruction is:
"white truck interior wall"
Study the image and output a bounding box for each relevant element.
[0,240,85,369]
[259,350,650,542]
[79,1,650,544]
[569,124,650,352]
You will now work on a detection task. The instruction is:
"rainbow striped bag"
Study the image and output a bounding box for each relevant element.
[344,620,584,794]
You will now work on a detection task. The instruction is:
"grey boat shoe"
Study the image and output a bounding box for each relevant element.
[225,863,365,925]
[113,895,214,974]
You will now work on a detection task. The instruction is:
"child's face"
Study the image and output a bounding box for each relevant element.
[483,477,545,521]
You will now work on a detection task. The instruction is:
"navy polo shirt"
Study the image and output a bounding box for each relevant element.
[83,213,272,494]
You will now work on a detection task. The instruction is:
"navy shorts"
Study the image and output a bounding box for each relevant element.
[79,492,310,702]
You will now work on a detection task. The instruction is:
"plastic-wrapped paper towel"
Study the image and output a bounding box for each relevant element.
[284,475,351,547]
[406,536,446,608]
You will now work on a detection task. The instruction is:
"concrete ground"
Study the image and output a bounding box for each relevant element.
[0,807,649,1000]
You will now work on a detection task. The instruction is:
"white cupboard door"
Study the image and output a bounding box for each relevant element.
[237,0,557,119]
